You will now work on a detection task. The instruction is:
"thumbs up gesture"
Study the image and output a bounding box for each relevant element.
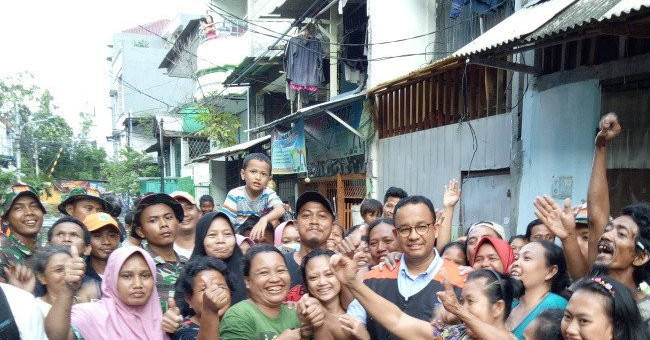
[64,245,86,292]
[162,298,183,333]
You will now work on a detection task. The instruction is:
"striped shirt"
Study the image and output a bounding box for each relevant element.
[221,186,283,231]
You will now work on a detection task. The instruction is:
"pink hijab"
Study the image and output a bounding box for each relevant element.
[71,246,168,340]
[274,220,295,247]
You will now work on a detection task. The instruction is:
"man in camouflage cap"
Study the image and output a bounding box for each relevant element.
[58,187,112,223]
[0,184,47,282]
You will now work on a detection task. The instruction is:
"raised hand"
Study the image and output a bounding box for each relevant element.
[534,196,575,240]
[329,254,358,287]
[6,262,35,293]
[435,276,461,316]
[161,298,182,333]
[372,251,401,272]
[250,218,268,243]
[296,293,325,328]
[596,112,621,146]
[203,281,230,317]
[443,179,461,208]
[339,314,370,340]
[64,245,86,292]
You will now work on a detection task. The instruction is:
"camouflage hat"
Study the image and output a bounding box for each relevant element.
[57,187,111,215]
[0,184,47,218]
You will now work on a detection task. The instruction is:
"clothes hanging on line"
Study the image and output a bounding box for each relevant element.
[284,35,324,101]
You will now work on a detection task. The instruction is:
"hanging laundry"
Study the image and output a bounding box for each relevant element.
[284,33,324,101]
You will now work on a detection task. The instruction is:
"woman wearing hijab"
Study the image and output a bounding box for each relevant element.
[472,236,516,274]
[45,246,168,340]
[189,212,246,304]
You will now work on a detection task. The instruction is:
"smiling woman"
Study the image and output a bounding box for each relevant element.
[219,245,301,340]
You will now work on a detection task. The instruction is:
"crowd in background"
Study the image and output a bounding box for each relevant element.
[1,112,650,339]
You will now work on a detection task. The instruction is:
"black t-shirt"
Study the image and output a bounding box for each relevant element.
[283,251,302,288]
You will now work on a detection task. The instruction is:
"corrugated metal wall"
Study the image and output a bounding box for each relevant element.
[377,112,513,225]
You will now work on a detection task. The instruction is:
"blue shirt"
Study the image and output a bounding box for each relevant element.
[511,292,567,339]
[347,251,443,324]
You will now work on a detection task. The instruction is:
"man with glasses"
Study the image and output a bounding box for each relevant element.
[347,195,466,340]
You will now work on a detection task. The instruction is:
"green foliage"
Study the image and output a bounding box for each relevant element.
[194,103,241,147]
[101,147,159,195]
[133,40,150,48]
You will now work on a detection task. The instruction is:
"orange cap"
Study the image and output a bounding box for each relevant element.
[83,212,120,234]
[170,191,196,205]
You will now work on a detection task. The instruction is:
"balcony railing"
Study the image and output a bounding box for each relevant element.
[200,21,247,43]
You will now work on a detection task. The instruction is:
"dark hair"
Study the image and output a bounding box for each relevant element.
[525,219,543,241]
[238,216,274,240]
[367,217,395,237]
[199,195,215,204]
[242,152,271,170]
[48,217,90,245]
[300,249,336,294]
[441,241,468,265]
[124,211,134,225]
[536,240,570,294]
[191,211,246,305]
[345,224,364,238]
[177,256,231,299]
[531,308,563,340]
[571,275,650,340]
[392,195,436,223]
[383,187,408,203]
[621,203,650,285]
[466,269,517,321]
[32,245,71,294]
[509,234,527,244]
[243,244,285,277]
[102,194,122,217]
[360,199,383,216]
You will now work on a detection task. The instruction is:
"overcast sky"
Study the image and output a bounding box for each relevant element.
[0,0,206,150]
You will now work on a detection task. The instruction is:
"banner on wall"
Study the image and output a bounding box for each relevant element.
[271,119,307,174]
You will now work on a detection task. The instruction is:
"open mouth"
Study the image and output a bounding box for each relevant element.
[596,241,615,262]
[265,285,284,294]
[510,268,521,278]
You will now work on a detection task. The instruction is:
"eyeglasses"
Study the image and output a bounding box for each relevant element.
[396,223,433,238]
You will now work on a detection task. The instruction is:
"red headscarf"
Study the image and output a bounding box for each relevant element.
[472,236,515,274]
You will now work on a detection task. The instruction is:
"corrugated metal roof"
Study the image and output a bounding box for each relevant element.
[123,19,171,36]
[192,135,271,162]
[453,0,577,57]
[223,56,283,86]
[526,0,650,42]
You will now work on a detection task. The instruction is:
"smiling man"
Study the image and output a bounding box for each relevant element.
[170,191,200,259]
[0,184,47,282]
[133,193,185,311]
[347,195,465,340]
[586,113,650,330]
[284,191,334,291]
[58,187,112,223]
[82,212,121,286]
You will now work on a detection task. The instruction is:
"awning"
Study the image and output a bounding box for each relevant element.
[453,0,577,57]
[246,90,367,134]
[268,0,333,19]
[223,56,283,87]
[191,135,271,162]
[159,19,200,70]
[454,0,650,58]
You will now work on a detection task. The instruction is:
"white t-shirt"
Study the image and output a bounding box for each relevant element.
[173,243,193,259]
[0,283,48,340]
[35,297,52,317]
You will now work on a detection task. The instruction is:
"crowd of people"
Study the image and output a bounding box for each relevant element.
[0,113,649,339]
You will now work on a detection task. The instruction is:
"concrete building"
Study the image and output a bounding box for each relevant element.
[107,18,196,157]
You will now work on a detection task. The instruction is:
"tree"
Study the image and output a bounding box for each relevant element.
[101,147,159,195]
[193,102,241,147]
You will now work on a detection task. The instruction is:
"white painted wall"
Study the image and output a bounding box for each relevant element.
[516,79,601,233]
[367,0,436,88]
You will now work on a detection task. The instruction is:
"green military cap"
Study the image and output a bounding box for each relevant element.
[57,187,111,215]
[0,184,47,218]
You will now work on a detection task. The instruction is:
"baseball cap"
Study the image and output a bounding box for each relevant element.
[58,187,111,215]
[83,212,121,234]
[170,191,196,205]
[133,193,184,227]
[468,221,506,240]
[295,191,334,217]
[0,184,47,218]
